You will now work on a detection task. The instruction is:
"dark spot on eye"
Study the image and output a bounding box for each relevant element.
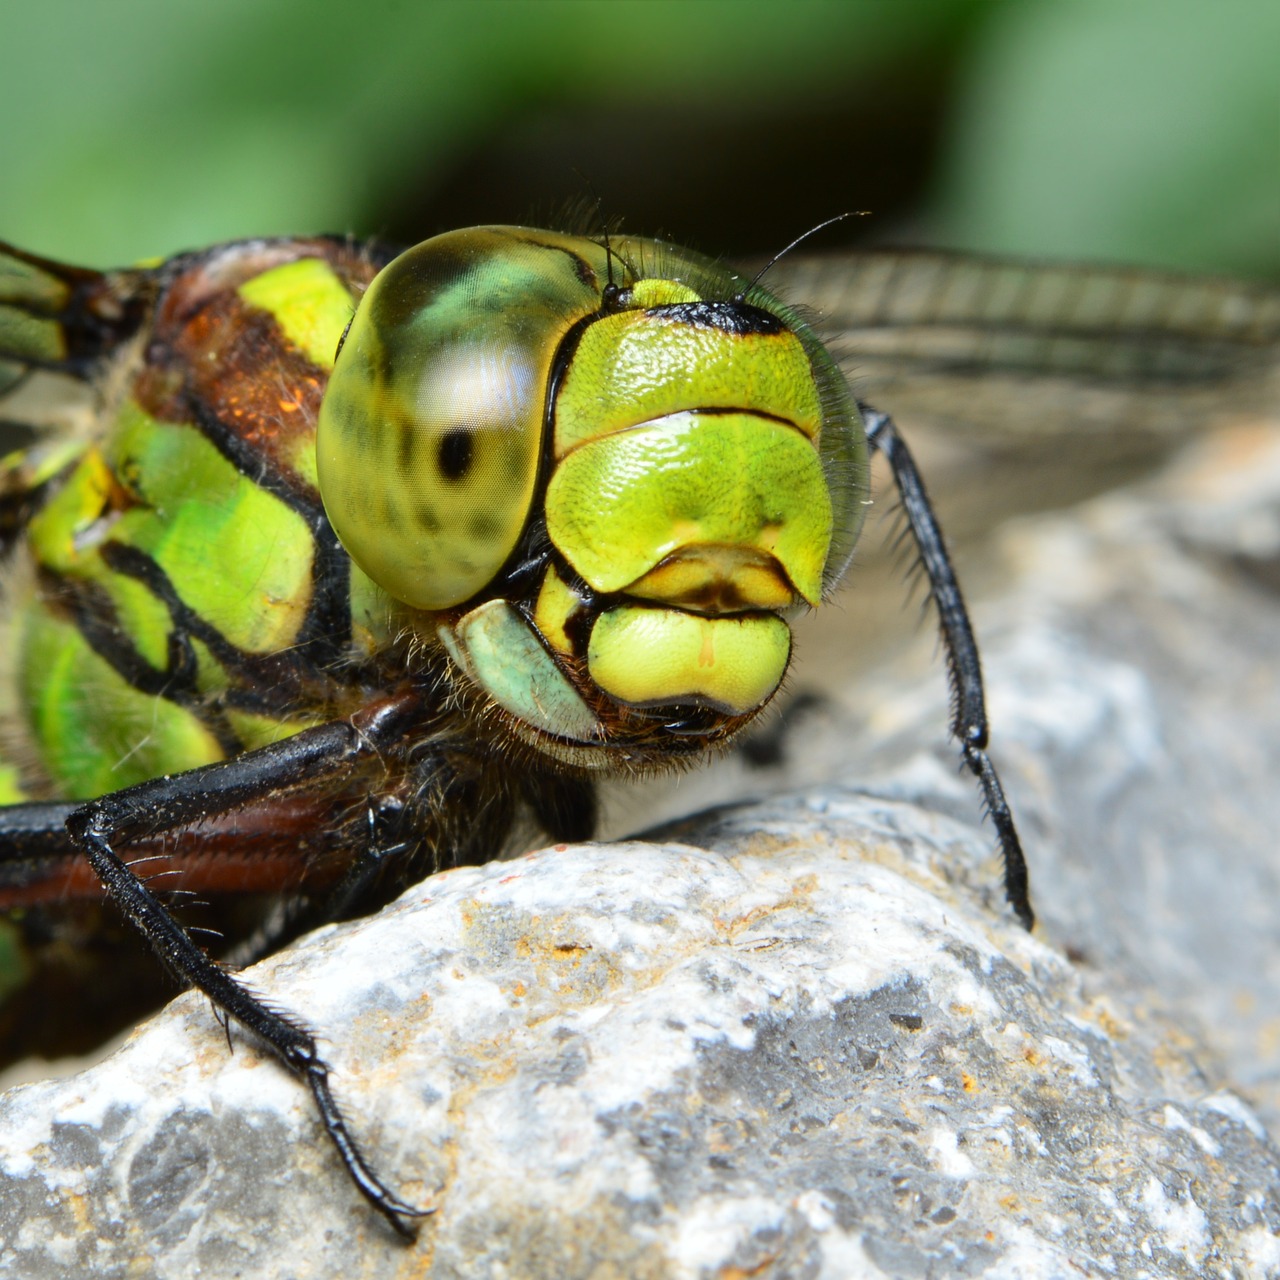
[438,429,474,481]
[395,412,417,474]
[413,501,441,536]
[377,495,406,535]
[470,512,501,542]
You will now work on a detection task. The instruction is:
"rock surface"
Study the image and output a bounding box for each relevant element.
[827,419,1280,1132]
[2,418,1279,1277]
[1,794,1276,1279]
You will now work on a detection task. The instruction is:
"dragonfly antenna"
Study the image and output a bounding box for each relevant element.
[572,168,621,296]
[744,211,869,294]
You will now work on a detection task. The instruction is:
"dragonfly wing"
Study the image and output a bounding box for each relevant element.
[767,249,1280,446]
[0,242,154,378]
[0,242,156,455]
[761,249,1280,530]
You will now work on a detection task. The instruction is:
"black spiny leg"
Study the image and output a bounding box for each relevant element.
[62,702,433,1238]
[862,403,1035,931]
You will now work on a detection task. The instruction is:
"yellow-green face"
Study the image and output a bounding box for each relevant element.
[317,226,867,765]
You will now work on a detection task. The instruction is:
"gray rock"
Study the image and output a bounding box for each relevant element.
[1,793,1276,1277]
[3,419,1279,1276]
[824,419,1280,1132]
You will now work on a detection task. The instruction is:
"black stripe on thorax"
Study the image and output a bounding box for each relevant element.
[44,564,244,758]
[98,540,342,717]
[181,393,352,667]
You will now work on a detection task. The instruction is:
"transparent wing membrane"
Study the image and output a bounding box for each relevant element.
[0,243,152,439]
[767,249,1280,446]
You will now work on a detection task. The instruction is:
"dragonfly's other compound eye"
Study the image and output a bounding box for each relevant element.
[317,228,608,611]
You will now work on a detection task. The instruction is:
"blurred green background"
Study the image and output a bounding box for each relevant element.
[2,0,1276,275]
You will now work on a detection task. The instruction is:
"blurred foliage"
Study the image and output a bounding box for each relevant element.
[935,0,1280,276]
[1,0,1275,275]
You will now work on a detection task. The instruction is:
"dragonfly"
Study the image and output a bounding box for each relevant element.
[0,226,1275,1236]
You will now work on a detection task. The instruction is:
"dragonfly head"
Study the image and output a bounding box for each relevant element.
[317,227,868,767]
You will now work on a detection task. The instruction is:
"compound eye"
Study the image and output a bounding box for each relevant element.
[317,231,573,611]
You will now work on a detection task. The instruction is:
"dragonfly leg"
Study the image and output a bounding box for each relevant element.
[0,801,83,892]
[63,707,432,1237]
[861,403,1035,931]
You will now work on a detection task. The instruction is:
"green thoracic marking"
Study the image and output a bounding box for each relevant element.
[439,599,603,744]
[16,398,318,798]
[553,307,824,457]
[346,560,396,653]
[587,606,791,714]
[18,607,225,799]
[546,410,832,606]
[318,228,613,612]
[100,403,315,654]
[237,257,354,370]
[14,444,115,575]
[225,707,323,750]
